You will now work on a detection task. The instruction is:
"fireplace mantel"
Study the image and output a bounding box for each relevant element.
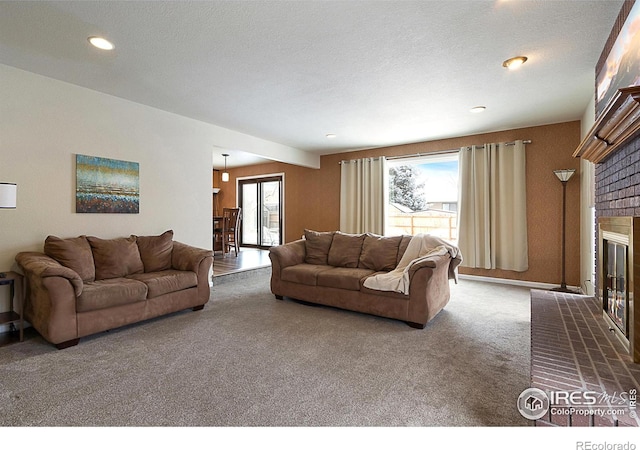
[573,86,640,164]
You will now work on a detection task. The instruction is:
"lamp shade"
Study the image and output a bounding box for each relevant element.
[0,182,17,208]
[553,169,576,182]
[222,171,229,182]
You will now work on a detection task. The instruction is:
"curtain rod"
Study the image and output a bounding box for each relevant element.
[385,139,532,161]
[339,156,385,165]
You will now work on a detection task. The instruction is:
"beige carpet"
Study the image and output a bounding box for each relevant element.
[0,270,531,426]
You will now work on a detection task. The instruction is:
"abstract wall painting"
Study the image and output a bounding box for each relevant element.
[76,154,139,213]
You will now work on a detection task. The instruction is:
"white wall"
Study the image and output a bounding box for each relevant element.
[579,95,597,295]
[0,64,289,322]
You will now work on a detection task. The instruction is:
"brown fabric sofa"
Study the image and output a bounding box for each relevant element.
[15,230,213,349]
[269,230,460,328]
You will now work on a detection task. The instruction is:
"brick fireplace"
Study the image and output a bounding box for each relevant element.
[576,87,640,363]
[591,119,640,365]
[573,0,640,364]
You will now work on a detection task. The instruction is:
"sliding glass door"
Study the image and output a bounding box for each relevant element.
[239,175,283,248]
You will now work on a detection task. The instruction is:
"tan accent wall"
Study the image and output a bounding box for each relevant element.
[218,121,582,286]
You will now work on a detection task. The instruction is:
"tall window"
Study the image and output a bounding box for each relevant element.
[238,175,283,248]
[387,154,459,244]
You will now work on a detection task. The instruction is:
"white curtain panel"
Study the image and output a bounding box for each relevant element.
[339,157,388,235]
[458,140,528,271]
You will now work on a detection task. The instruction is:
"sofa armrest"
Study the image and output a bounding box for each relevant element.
[172,241,213,272]
[406,253,452,326]
[16,251,83,345]
[15,251,84,296]
[407,254,446,279]
[269,239,306,270]
[171,241,213,307]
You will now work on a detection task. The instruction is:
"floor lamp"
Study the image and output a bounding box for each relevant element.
[0,182,17,279]
[0,182,17,209]
[551,169,578,294]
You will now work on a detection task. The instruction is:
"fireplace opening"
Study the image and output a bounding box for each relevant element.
[597,216,638,362]
[603,235,629,340]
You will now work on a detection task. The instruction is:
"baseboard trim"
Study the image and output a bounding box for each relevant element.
[458,274,582,293]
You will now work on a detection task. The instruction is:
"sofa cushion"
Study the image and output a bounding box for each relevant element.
[127,270,197,299]
[44,235,95,282]
[317,267,376,291]
[281,264,333,286]
[77,278,148,313]
[304,230,335,265]
[87,236,144,280]
[359,234,402,271]
[135,230,174,272]
[327,232,366,268]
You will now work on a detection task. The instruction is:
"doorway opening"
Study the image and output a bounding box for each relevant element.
[238,175,283,249]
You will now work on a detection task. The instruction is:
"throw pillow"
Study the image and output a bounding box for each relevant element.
[87,236,144,280]
[44,235,96,282]
[359,234,402,271]
[304,230,335,265]
[135,230,174,272]
[327,231,366,268]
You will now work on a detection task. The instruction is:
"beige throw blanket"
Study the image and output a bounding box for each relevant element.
[363,234,462,295]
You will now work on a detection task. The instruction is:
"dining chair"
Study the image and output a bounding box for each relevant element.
[214,207,242,257]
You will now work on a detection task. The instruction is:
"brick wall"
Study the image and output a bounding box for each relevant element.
[595,136,640,218]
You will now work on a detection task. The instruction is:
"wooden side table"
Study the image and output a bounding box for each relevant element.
[0,271,24,342]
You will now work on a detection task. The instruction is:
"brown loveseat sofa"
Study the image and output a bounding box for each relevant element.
[269,230,461,328]
[15,230,213,349]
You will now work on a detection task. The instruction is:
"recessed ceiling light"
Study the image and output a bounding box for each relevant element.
[326,133,337,139]
[502,56,527,70]
[88,36,115,51]
[470,106,486,113]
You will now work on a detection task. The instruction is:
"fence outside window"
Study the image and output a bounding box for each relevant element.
[388,212,458,244]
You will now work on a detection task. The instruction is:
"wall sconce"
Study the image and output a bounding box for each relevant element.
[0,182,17,209]
[222,153,230,182]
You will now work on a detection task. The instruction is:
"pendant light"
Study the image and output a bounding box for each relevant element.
[222,153,229,182]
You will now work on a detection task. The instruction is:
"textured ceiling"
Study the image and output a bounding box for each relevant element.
[0,0,625,168]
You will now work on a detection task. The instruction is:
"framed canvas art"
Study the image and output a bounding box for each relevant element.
[596,1,640,117]
[76,154,139,213]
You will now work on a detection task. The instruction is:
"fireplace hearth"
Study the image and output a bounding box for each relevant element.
[598,217,639,363]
